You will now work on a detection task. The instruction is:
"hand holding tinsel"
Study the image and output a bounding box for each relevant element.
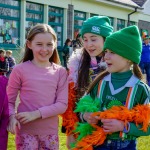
[92,104,150,132]
[71,95,150,150]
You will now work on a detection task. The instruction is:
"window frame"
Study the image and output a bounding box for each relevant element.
[117,18,125,30]
[48,5,64,48]
[0,0,20,49]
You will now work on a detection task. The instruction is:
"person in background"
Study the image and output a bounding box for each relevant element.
[61,16,113,149]
[62,38,72,69]
[71,33,83,52]
[0,49,9,76]
[5,50,16,78]
[81,25,150,150]
[0,76,9,150]
[7,24,68,150]
[139,35,150,86]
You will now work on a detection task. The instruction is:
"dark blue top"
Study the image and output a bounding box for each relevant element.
[140,43,150,63]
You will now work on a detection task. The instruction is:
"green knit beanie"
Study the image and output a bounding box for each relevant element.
[81,16,113,38]
[103,25,142,64]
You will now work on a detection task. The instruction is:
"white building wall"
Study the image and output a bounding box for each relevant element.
[142,0,150,15]
[72,0,140,22]
[27,0,140,22]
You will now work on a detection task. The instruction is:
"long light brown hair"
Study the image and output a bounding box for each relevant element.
[77,37,105,99]
[22,24,60,64]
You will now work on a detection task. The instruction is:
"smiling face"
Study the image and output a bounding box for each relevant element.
[144,38,149,45]
[68,41,72,46]
[83,33,104,57]
[104,49,131,73]
[0,51,5,57]
[27,33,56,65]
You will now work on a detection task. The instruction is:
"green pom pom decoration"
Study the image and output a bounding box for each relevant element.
[74,123,95,141]
[74,95,100,113]
[107,100,123,109]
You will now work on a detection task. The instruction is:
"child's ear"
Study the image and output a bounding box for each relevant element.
[26,40,31,49]
[128,60,133,65]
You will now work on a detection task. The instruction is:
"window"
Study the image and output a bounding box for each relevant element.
[0,0,20,46]
[49,6,63,47]
[26,2,43,11]
[0,0,19,6]
[26,2,43,38]
[90,13,99,17]
[109,17,114,27]
[0,7,19,17]
[74,11,86,38]
[128,21,135,26]
[117,19,125,30]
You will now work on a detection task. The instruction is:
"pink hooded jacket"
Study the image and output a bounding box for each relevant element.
[0,76,9,150]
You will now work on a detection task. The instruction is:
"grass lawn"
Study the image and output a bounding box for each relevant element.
[8,117,67,150]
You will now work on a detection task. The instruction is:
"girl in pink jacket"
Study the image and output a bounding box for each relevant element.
[0,76,9,150]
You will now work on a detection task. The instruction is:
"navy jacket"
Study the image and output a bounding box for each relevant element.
[140,43,150,63]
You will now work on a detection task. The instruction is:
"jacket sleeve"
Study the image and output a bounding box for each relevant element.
[4,58,9,72]
[7,66,22,116]
[128,123,150,137]
[0,88,9,150]
[127,83,150,137]
[38,68,68,118]
[62,45,66,54]
[8,57,16,69]
[0,94,9,150]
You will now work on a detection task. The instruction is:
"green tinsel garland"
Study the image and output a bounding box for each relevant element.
[71,95,100,148]
[74,95,100,113]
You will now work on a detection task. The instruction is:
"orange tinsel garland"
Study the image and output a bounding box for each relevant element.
[61,82,79,135]
[73,105,150,150]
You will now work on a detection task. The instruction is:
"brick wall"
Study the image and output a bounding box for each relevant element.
[67,4,74,39]
[138,20,150,34]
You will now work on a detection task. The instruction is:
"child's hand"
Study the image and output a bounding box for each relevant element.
[101,119,124,133]
[66,134,76,150]
[16,110,41,124]
[83,112,99,124]
[7,114,21,134]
